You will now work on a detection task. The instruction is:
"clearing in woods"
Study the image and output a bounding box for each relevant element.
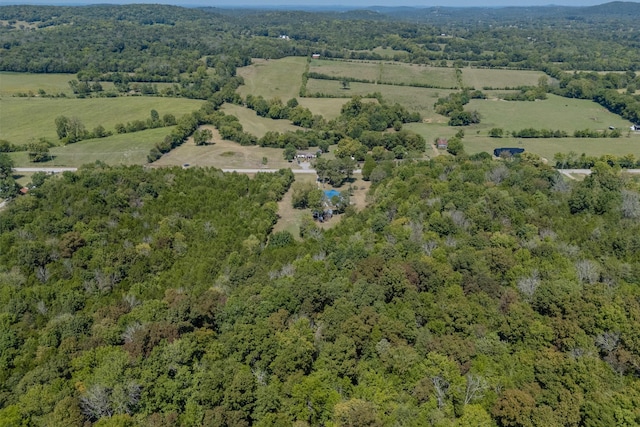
[151,126,298,170]
[273,173,372,238]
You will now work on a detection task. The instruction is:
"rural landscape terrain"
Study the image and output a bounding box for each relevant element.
[1,2,640,426]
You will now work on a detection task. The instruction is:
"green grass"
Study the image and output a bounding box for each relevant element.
[10,127,172,167]
[221,103,299,138]
[461,68,547,89]
[0,72,77,96]
[306,79,454,121]
[464,134,640,159]
[0,97,204,144]
[468,94,632,133]
[309,59,458,88]
[297,98,347,120]
[236,57,307,100]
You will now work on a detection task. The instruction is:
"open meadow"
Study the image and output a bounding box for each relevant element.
[461,68,547,89]
[297,98,346,120]
[306,79,453,122]
[236,57,307,100]
[468,94,633,133]
[221,103,299,137]
[0,72,77,96]
[0,97,204,144]
[309,59,459,88]
[9,127,171,167]
[463,134,640,159]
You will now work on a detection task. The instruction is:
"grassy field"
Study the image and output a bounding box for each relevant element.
[152,126,299,170]
[309,59,459,88]
[0,97,204,144]
[464,134,640,159]
[221,103,299,138]
[298,98,347,120]
[306,79,454,121]
[468,94,632,133]
[236,57,307,100]
[10,127,171,167]
[0,72,77,96]
[461,68,546,89]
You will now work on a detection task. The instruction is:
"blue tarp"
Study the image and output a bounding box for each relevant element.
[324,189,340,199]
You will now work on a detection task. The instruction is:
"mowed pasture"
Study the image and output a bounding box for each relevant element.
[0,97,204,144]
[298,98,347,120]
[236,57,307,100]
[309,59,459,88]
[464,134,640,159]
[0,72,76,96]
[468,94,633,133]
[152,126,298,170]
[461,68,547,89]
[10,127,171,167]
[306,79,453,122]
[221,103,299,138]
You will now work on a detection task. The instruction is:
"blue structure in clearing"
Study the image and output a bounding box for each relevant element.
[494,147,525,157]
[324,189,341,199]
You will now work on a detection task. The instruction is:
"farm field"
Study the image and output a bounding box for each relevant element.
[0,97,204,144]
[152,126,299,170]
[309,59,459,88]
[0,72,76,96]
[236,57,307,100]
[221,103,299,138]
[305,79,453,121]
[468,94,633,133]
[463,134,640,159]
[461,68,547,89]
[298,98,346,120]
[9,127,171,167]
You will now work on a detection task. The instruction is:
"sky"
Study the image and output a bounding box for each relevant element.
[0,0,630,6]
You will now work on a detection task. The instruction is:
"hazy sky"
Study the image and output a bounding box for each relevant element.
[0,0,629,6]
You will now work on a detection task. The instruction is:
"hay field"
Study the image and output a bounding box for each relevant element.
[236,57,307,100]
[468,94,632,132]
[0,97,204,144]
[309,59,458,87]
[464,134,640,159]
[461,68,547,89]
[0,72,76,96]
[306,79,453,121]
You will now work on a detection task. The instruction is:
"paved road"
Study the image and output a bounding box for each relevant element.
[559,169,640,177]
[14,167,79,173]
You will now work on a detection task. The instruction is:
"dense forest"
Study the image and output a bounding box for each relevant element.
[3,2,640,426]
[1,154,640,426]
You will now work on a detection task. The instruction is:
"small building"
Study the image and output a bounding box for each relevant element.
[312,54,321,59]
[296,151,317,161]
[19,187,29,195]
[436,138,448,149]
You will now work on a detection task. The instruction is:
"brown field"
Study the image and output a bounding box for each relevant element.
[151,126,299,169]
